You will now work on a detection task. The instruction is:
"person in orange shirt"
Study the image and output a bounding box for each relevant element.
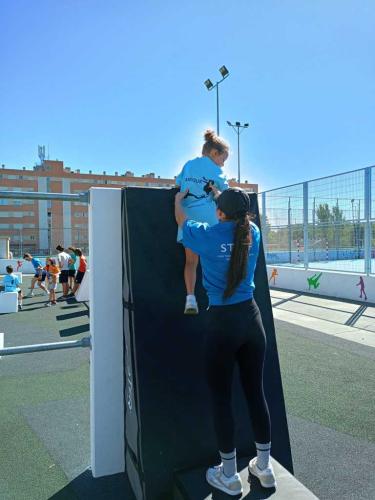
[44,258,60,306]
[71,248,87,295]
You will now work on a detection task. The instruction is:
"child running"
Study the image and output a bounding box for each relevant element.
[44,258,60,306]
[176,129,229,314]
[2,265,23,310]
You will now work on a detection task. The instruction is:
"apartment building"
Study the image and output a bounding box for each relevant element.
[0,159,258,256]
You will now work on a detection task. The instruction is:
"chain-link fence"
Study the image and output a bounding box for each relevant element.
[0,226,89,258]
[260,166,375,274]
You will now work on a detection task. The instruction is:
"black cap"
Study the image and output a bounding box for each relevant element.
[217,188,250,217]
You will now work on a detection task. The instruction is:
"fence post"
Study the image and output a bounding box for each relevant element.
[288,197,292,263]
[261,192,268,257]
[303,182,309,269]
[364,167,372,275]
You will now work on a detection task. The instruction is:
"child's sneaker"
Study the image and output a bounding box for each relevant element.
[248,457,276,488]
[18,304,23,310]
[184,295,199,315]
[26,292,34,297]
[44,302,52,307]
[206,464,242,496]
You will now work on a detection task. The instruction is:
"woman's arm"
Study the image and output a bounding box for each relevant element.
[175,189,189,227]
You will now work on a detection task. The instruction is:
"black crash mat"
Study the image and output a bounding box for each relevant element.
[122,187,292,500]
[174,457,318,500]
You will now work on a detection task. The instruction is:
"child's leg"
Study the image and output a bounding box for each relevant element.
[18,291,23,306]
[184,248,199,295]
[30,276,37,290]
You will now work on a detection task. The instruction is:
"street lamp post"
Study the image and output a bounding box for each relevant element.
[204,65,229,135]
[226,121,249,183]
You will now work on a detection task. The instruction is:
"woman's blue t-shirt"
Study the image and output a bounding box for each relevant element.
[182,219,260,306]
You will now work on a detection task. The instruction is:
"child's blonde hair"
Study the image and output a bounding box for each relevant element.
[202,129,229,156]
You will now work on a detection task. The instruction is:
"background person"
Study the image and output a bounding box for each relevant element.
[175,129,229,315]
[67,246,77,292]
[2,265,23,310]
[71,248,87,295]
[23,253,48,296]
[43,258,60,306]
[56,245,71,298]
[175,188,276,496]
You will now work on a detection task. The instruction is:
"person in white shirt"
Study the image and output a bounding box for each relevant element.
[56,245,71,298]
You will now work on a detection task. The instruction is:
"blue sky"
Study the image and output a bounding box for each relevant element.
[1,0,374,191]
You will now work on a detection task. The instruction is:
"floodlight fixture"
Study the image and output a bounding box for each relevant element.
[235,121,241,127]
[204,79,214,91]
[227,121,232,126]
[219,65,229,78]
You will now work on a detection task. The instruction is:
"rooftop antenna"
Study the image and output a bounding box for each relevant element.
[38,145,46,164]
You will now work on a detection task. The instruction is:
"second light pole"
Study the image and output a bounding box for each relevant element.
[227,121,249,183]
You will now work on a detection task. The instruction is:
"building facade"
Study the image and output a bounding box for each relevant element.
[0,160,258,256]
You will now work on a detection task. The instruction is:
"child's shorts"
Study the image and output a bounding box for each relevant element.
[49,282,57,291]
[177,204,218,243]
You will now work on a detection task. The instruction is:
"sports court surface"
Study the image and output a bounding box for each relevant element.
[277,257,375,274]
[0,277,374,499]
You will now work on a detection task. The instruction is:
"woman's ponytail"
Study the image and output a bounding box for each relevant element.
[223,213,252,299]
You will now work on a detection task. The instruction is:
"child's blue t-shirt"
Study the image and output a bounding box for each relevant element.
[182,219,260,306]
[3,274,20,292]
[31,258,42,271]
[175,156,229,242]
[175,156,229,210]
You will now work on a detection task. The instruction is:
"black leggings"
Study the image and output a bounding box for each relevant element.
[205,298,271,453]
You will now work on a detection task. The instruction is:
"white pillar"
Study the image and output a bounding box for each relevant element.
[38,178,48,250]
[62,179,72,247]
[89,187,125,477]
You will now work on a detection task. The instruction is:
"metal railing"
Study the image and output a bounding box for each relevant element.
[0,336,91,356]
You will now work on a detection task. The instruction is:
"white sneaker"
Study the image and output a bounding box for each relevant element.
[184,295,199,315]
[26,292,34,297]
[248,457,276,488]
[206,464,242,496]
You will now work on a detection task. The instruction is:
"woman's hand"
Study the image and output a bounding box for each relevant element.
[175,189,189,204]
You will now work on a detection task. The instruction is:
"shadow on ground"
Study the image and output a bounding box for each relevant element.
[50,469,134,500]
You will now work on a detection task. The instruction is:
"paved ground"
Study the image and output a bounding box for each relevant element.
[1,277,374,499]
